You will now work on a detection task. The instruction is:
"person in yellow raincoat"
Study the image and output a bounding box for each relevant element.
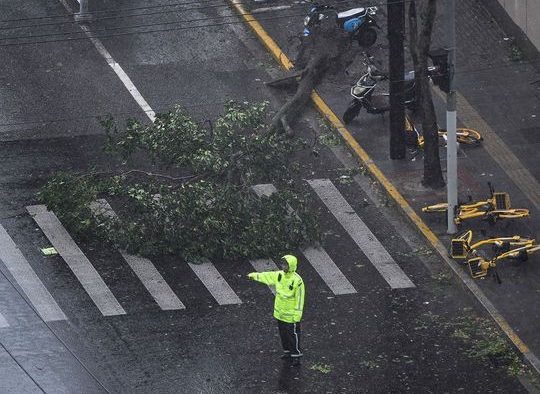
[248,254,305,364]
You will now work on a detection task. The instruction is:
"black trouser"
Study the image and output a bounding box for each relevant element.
[277,319,302,357]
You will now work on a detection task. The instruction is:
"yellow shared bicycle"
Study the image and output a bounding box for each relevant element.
[449,230,535,260]
[421,183,529,225]
[405,114,483,150]
[467,243,540,279]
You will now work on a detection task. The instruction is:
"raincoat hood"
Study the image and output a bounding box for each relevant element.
[282,254,297,273]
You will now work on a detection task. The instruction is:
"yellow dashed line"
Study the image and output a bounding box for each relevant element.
[228,0,539,372]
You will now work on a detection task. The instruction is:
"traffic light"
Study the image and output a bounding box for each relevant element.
[428,48,450,93]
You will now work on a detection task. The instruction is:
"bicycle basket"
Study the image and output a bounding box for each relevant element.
[467,257,487,278]
[450,239,468,259]
[494,192,510,210]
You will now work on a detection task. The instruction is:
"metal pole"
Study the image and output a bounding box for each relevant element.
[446,0,457,234]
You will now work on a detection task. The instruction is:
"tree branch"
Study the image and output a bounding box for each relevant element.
[75,169,199,182]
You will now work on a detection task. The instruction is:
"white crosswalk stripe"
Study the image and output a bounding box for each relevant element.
[301,245,356,295]
[119,252,186,310]
[27,205,126,316]
[90,200,186,311]
[250,259,279,294]
[252,183,357,295]
[188,261,242,305]
[307,179,415,289]
[0,312,8,328]
[0,225,67,321]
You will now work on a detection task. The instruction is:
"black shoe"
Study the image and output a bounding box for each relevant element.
[291,357,301,366]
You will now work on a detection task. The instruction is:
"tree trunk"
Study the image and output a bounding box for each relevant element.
[409,0,445,188]
[388,0,406,159]
[267,18,351,135]
[408,2,422,113]
[269,54,330,134]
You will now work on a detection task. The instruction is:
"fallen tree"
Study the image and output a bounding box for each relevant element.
[39,102,320,262]
[268,17,355,134]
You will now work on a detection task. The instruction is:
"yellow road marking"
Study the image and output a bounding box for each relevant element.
[229,0,294,71]
[228,0,539,372]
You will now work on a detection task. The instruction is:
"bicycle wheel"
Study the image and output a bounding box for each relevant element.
[456,128,483,145]
[422,203,448,213]
[438,128,483,145]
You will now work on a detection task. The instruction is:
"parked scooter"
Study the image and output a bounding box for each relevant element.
[303,3,379,47]
[342,65,436,124]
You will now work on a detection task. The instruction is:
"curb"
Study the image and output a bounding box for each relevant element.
[228,0,540,376]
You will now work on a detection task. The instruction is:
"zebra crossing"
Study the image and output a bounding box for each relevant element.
[0,179,416,326]
[307,179,415,289]
[90,199,186,310]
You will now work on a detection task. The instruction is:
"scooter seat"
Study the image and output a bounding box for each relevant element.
[337,8,365,20]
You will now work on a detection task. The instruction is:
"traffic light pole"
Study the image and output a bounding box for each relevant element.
[446,0,458,234]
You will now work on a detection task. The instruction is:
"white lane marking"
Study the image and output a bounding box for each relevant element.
[26,205,126,316]
[307,179,415,289]
[59,0,156,122]
[252,183,356,295]
[301,246,356,295]
[249,259,278,294]
[89,200,185,310]
[0,225,67,321]
[81,26,156,122]
[188,261,242,305]
[0,312,8,328]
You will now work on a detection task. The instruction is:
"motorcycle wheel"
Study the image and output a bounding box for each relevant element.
[357,28,377,47]
[343,100,362,124]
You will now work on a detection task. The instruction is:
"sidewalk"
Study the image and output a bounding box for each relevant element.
[322,0,540,375]
[328,0,540,363]
[234,0,540,378]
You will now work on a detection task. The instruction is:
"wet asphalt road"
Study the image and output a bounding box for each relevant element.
[0,0,536,393]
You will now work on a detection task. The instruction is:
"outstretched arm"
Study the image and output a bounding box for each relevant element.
[247,271,280,286]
